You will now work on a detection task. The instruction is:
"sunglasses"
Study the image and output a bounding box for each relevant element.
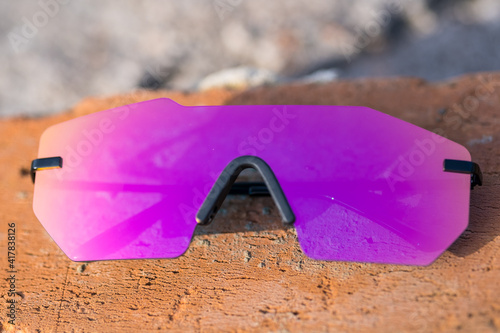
[31,98,482,265]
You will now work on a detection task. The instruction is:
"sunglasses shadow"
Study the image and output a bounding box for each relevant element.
[447,176,500,258]
[192,195,292,236]
[192,170,291,236]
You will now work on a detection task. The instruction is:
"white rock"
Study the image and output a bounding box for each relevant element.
[299,69,338,84]
[198,66,278,91]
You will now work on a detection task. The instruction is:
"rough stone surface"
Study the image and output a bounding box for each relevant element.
[0,74,499,332]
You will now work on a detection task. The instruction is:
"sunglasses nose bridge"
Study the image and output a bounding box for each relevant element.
[196,156,295,226]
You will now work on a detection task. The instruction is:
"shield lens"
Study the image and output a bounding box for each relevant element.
[269,107,471,265]
[33,99,471,264]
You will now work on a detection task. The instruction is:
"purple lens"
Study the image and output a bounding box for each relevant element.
[33,99,471,264]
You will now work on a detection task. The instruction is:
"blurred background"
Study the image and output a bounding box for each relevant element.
[1,0,500,117]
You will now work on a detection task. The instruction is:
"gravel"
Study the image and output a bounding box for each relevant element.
[1,0,500,117]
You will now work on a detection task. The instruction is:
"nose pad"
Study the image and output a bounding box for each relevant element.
[196,156,295,226]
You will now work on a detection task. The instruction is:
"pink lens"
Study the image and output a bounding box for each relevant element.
[33,99,472,264]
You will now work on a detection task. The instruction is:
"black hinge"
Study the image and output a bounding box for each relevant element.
[443,159,483,189]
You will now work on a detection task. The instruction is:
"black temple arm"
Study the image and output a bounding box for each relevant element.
[31,157,63,183]
[443,159,483,189]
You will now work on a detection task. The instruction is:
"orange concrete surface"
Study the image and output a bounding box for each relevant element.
[0,75,499,332]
